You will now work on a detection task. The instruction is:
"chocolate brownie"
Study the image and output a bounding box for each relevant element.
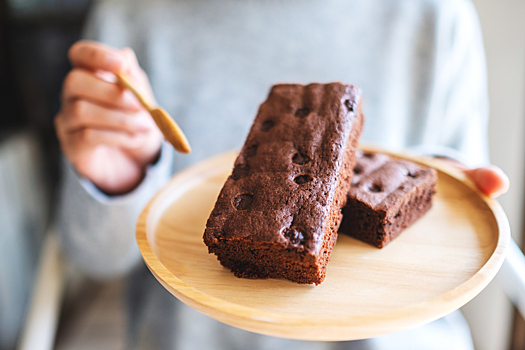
[203,83,364,284]
[339,150,437,248]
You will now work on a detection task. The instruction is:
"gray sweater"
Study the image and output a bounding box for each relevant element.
[57,0,487,348]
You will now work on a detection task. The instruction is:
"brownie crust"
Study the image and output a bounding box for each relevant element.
[203,83,364,284]
[339,151,437,248]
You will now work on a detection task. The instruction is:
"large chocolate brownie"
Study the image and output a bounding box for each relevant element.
[203,83,364,284]
[339,151,437,248]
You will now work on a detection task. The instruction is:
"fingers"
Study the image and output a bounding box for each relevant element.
[57,99,154,135]
[69,40,128,74]
[66,40,155,109]
[464,165,510,198]
[56,125,150,160]
[68,41,144,77]
[62,68,141,111]
[56,40,163,193]
[74,129,148,150]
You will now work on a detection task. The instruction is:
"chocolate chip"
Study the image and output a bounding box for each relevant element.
[292,152,310,165]
[233,194,253,210]
[344,99,356,112]
[245,144,258,158]
[294,174,313,184]
[295,108,310,118]
[369,183,382,192]
[362,152,373,158]
[407,172,417,178]
[261,120,275,132]
[232,164,250,180]
[353,165,363,175]
[283,227,305,245]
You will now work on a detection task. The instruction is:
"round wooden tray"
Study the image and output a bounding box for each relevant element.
[136,148,510,341]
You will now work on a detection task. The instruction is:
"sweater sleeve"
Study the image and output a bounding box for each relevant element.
[412,0,490,167]
[56,142,173,279]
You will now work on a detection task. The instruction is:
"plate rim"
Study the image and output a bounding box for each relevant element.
[136,146,510,340]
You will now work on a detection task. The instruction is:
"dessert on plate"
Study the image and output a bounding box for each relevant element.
[203,83,364,284]
[339,150,438,248]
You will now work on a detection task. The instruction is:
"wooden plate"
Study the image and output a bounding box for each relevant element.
[136,148,510,341]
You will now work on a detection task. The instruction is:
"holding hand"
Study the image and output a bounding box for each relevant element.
[55,40,163,195]
[440,157,510,198]
[465,166,509,198]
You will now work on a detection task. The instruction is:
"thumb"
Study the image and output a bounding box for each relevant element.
[69,40,128,74]
[464,165,510,198]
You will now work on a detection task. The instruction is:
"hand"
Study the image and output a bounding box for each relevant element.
[439,157,509,198]
[464,166,509,198]
[55,40,163,195]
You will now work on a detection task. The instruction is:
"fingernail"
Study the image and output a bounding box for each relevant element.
[104,52,124,72]
[123,90,141,109]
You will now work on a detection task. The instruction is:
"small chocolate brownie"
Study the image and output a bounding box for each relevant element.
[203,83,364,284]
[339,151,437,248]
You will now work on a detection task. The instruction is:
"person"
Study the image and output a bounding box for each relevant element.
[54,0,509,349]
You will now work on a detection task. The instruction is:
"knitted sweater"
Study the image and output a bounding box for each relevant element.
[57,0,486,348]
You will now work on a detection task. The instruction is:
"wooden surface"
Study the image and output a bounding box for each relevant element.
[136,148,510,341]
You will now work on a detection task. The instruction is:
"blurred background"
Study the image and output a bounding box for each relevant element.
[0,1,91,350]
[0,0,524,349]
